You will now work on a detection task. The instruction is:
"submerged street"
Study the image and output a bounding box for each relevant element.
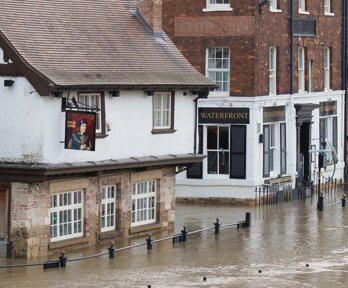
[1,194,348,288]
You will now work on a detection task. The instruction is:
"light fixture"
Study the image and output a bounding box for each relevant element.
[145,91,154,96]
[110,91,120,97]
[52,91,63,98]
[4,79,14,87]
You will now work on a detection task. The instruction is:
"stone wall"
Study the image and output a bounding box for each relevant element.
[8,166,176,258]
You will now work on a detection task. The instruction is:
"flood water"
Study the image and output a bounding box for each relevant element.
[1,195,348,287]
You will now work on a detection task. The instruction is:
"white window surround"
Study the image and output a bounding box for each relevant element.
[324,0,334,16]
[299,0,309,14]
[203,0,232,12]
[206,47,230,97]
[269,47,277,95]
[298,47,305,92]
[324,47,331,91]
[50,190,83,242]
[269,0,282,12]
[131,180,156,227]
[78,93,102,133]
[101,185,116,233]
[153,92,172,129]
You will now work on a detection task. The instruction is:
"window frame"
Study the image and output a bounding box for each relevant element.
[269,47,277,95]
[203,0,232,12]
[206,125,230,175]
[299,0,309,14]
[270,0,282,12]
[131,180,157,227]
[206,47,230,97]
[298,47,305,92]
[263,122,287,178]
[101,185,116,233]
[152,91,175,133]
[324,47,331,91]
[78,92,106,136]
[324,0,334,15]
[50,190,83,242]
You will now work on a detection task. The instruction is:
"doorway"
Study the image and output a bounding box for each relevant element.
[0,187,8,240]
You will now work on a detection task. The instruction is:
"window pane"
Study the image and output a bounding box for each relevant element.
[207,126,218,149]
[208,151,218,174]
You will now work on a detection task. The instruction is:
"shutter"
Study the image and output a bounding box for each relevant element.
[187,125,203,179]
[230,125,246,179]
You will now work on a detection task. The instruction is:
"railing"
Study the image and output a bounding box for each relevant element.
[0,213,251,270]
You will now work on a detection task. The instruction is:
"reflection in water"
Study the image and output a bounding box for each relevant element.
[1,197,348,287]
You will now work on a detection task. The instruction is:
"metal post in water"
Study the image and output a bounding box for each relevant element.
[59,250,67,267]
[181,225,187,241]
[214,218,220,234]
[245,212,251,228]
[342,194,346,207]
[146,234,152,250]
[317,193,324,211]
[108,241,115,258]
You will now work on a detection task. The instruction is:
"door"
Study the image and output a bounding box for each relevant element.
[0,188,8,239]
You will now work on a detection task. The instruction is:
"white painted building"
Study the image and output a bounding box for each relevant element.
[0,0,213,258]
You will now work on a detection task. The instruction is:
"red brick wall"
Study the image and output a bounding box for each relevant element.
[163,0,343,96]
[137,0,163,32]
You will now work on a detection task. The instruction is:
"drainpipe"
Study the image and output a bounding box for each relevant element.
[342,0,347,177]
[193,91,208,153]
[289,0,294,95]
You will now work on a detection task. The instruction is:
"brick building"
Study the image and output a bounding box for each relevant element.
[163,0,346,201]
[0,0,213,258]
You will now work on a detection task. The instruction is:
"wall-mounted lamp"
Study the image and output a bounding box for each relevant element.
[4,79,14,87]
[144,91,154,96]
[110,91,120,97]
[52,91,63,98]
[259,134,264,143]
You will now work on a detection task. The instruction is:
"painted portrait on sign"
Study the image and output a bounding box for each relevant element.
[65,111,96,151]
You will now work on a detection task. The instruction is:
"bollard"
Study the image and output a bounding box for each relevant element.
[317,193,324,211]
[59,250,67,267]
[180,225,187,242]
[342,194,346,207]
[146,234,152,250]
[108,241,116,258]
[244,212,251,228]
[214,218,220,234]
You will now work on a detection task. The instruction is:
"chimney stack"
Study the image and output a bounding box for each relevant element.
[136,0,162,33]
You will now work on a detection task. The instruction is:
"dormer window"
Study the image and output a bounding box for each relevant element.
[203,0,233,12]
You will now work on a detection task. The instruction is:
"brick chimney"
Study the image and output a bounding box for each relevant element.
[136,0,162,33]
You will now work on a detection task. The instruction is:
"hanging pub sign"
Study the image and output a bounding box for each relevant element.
[65,111,96,151]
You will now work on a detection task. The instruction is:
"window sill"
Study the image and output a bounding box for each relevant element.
[96,133,109,139]
[324,12,335,17]
[129,223,161,234]
[49,237,88,250]
[298,10,310,15]
[152,129,177,134]
[208,91,230,97]
[202,7,233,13]
[270,9,282,13]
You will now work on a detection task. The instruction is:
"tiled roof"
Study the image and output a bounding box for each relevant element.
[0,0,213,89]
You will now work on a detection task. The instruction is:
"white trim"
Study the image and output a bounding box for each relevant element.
[101,185,116,233]
[203,1,232,12]
[50,190,83,242]
[131,180,156,227]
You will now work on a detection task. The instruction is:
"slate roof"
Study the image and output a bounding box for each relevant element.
[0,0,213,92]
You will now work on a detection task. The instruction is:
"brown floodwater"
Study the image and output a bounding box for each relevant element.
[1,194,348,287]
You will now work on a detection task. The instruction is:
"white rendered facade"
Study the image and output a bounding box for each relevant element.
[176,91,345,200]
